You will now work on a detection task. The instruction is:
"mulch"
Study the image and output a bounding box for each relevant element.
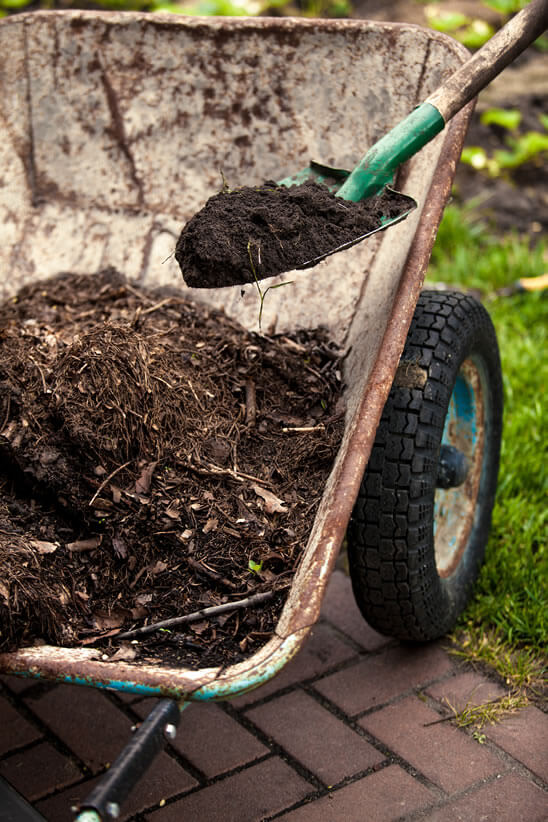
[0,269,345,670]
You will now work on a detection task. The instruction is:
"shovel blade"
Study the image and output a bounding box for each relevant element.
[278,161,417,269]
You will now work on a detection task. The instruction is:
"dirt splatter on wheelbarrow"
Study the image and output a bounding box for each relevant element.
[0,270,345,669]
[176,181,410,288]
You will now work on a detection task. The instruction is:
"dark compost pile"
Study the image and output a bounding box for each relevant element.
[0,269,345,669]
[176,181,413,288]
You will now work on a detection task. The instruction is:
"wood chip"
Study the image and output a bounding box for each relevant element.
[66,536,102,553]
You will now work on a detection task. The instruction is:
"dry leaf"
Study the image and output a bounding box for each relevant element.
[109,644,137,662]
[135,593,153,606]
[149,560,168,576]
[29,538,60,555]
[67,536,102,553]
[135,461,158,495]
[0,581,9,603]
[112,536,127,559]
[251,484,288,514]
[92,610,127,631]
[190,620,208,635]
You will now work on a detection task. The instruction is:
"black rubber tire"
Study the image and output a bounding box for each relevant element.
[347,290,503,641]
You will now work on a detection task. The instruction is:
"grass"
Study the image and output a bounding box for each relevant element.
[425,202,547,696]
[443,690,529,732]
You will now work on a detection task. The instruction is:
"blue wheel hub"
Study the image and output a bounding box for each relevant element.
[434,358,485,577]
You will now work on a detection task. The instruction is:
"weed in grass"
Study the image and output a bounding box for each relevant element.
[450,627,546,695]
[442,691,529,731]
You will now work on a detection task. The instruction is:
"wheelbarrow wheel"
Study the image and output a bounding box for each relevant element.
[347,290,503,641]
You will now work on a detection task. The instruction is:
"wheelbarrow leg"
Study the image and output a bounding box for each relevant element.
[0,774,47,821]
[75,698,184,821]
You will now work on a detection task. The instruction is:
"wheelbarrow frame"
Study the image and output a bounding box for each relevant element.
[0,12,473,700]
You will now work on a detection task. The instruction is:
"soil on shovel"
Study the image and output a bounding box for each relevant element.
[176,181,411,288]
[0,269,345,670]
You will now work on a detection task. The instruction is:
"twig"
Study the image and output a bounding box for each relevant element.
[282,425,325,433]
[115,591,275,639]
[0,394,11,434]
[124,283,155,305]
[142,297,173,316]
[187,379,205,411]
[183,455,275,489]
[245,379,256,426]
[187,557,238,590]
[89,461,132,507]
[29,356,48,394]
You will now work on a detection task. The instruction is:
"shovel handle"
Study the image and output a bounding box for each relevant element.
[338,0,548,202]
[426,0,548,121]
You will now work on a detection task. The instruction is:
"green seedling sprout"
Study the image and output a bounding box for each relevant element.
[220,169,232,193]
[247,240,293,330]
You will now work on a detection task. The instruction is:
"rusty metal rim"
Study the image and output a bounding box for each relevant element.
[0,15,475,698]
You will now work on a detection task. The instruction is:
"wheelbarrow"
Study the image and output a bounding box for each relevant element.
[0,6,543,819]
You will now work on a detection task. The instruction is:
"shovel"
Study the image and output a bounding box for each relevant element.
[176,0,548,288]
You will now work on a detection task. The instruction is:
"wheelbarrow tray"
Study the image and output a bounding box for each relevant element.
[0,11,473,700]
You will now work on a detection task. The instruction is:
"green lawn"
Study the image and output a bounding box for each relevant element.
[426,203,547,688]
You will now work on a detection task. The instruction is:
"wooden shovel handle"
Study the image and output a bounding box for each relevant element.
[426,0,548,121]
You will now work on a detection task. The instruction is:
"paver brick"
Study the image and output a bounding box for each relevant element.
[484,705,548,782]
[0,693,42,756]
[278,764,435,821]
[232,622,357,707]
[359,695,503,794]
[320,570,390,651]
[133,699,268,778]
[422,772,548,822]
[426,671,506,711]
[246,689,383,786]
[1,674,38,694]
[314,643,453,716]
[0,740,80,801]
[25,684,134,772]
[36,750,197,821]
[145,756,313,822]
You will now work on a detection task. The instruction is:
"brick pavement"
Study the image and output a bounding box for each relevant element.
[1,570,546,821]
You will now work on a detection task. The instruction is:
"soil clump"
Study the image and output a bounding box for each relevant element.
[0,269,345,669]
[176,181,413,288]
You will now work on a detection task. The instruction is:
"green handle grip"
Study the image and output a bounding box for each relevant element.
[337,102,445,202]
